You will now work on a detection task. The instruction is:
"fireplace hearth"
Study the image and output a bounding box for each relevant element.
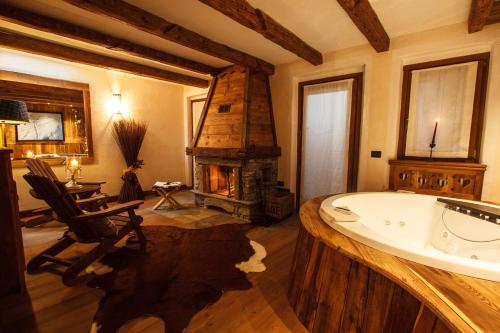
[187,66,281,222]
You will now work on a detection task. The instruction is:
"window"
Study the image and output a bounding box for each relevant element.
[397,53,489,162]
[297,73,363,207]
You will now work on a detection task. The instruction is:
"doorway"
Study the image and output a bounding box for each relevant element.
[296,73,363,208]
[189,97,206,186]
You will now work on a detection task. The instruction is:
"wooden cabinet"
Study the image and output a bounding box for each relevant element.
[389,160,486,200]
[0,149,26,299]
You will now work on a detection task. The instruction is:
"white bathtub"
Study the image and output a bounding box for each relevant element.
[319,192,500,282]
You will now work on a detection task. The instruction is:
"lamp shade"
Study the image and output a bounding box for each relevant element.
[0,99,29,124]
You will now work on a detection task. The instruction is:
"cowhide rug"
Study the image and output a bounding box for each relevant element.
[88,224,262,333]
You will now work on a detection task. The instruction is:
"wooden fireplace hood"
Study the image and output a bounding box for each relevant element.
[186,66,281,160]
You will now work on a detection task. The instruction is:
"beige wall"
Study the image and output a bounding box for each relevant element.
[0,49,186,210]
[270,22,500,203]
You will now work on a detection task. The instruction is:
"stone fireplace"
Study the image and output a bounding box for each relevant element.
[187,66,280,222]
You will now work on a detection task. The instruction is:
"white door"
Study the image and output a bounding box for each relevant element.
[301,79,353,203]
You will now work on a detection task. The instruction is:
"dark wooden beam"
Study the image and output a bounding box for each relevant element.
[0,4,218,76]
[469,0,495,33]
[336,0,390,52]
[63,0,275,75]
[198,0,322,65]
[0,30,209,88]
[486,1,500,25]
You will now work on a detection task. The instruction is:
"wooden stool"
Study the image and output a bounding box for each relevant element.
[152,182,187,210]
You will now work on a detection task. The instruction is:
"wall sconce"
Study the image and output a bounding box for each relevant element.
[111,93,122,115]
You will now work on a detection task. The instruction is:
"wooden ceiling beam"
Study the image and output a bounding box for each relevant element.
[0,30,209,88]
[336,0,390,52]
[198,0,322,65]
[0,4,218,76]
[469,0,495,33]
[62,0,275,75]
[486,1,500,25]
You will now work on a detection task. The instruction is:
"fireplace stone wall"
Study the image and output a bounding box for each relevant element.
[186,66,281,222]
[193,156,278,221]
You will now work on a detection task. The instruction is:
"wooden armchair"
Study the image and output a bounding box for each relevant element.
[23,173,147,285]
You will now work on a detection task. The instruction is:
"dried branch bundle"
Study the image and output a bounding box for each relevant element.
[112,119,148,202]
[112,119,148,168]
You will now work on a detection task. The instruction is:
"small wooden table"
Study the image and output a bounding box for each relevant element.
[152,182,187,210]
[67,184,101,199]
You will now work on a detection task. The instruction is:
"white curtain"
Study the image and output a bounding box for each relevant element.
[301,79,353,202]
[406,62,477,158]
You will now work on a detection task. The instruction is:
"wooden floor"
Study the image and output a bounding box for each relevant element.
[2,193,307,333]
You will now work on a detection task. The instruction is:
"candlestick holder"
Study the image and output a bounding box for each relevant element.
[429,142,436,160]
[65,156,82,188]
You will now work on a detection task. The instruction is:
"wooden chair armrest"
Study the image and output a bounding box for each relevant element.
[72,200,144,221]
[76,194,109,206]
[77,181,107,185]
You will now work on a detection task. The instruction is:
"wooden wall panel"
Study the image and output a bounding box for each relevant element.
[247,71,274,147]
[5,103,87,159]
[0,70,94,167]
[188,66,280,158]
[197,69,246,149]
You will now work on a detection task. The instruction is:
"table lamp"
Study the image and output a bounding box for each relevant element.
[65,156,82,188]
[0,99,29,148]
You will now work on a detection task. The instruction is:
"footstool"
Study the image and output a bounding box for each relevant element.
[152,181,188,210]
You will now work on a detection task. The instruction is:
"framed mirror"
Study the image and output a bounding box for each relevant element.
[397,53,490,162]
[0,70,93,167]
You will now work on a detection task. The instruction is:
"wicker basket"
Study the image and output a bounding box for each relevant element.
[265,191,294,220]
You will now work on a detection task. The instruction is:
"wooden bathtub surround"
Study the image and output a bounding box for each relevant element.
[289,196,500,333]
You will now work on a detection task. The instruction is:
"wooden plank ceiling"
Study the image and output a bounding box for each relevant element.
[0,29,209,88]
[198,0,323,65]
[336,0,390,52]
[62,0,276,75]
[0,0,394,87]
[12,1,498,86]
[0,4,218,76]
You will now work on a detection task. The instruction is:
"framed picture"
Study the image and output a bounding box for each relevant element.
[16,111,65,142]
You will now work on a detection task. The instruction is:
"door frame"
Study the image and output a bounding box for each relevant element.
[188,97,207,186]
[296,72,364,209]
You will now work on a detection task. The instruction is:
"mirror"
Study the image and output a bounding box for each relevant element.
[397,53,489,162]
[0,70,93,167]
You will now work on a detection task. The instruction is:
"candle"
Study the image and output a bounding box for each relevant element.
[25,150,34,158]
[70,158,79,171]
[431,118,439,146]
